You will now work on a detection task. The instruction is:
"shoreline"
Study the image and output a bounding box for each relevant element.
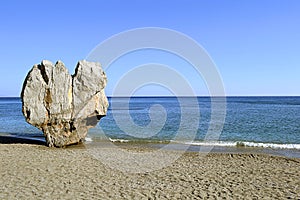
[0,143,299,199]
[87,140,300,159]
[1,133,300,159]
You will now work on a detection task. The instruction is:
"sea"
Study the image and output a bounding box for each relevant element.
[1,96,300,158]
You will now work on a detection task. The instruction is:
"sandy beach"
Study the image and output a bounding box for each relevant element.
[0,143,299,199]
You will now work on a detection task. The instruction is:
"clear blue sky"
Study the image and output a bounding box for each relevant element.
[1,0,299,96]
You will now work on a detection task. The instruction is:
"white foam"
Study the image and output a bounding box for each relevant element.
[85,137,93,142]
[184,141,237,147]
[241,142,300,149]
[185,141,300,149]
[108,138,130,143]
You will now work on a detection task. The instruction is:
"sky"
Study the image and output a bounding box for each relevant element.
[0,0,299,96]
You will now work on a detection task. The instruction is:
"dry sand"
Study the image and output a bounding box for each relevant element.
[0,143,299,199]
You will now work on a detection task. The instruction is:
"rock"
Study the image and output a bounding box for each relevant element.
[21,60,108,147]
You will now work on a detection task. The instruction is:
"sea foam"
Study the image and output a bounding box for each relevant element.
[108,138,130,143]
[240,142,300,149]
[185,141,300,149]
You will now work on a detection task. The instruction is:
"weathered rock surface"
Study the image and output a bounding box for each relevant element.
[21,60,108,147]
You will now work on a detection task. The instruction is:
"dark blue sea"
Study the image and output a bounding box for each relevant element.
[1,96,300,156]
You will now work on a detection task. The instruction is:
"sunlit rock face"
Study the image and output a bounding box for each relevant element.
[21,60,108,147]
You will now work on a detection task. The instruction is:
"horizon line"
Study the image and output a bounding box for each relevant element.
[1,95,300,98]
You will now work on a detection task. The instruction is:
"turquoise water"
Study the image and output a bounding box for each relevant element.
[1,97,300,151]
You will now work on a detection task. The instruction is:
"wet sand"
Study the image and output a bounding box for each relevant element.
[0,143,299,199]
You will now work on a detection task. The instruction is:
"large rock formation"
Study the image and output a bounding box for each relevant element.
[21,60,108,147]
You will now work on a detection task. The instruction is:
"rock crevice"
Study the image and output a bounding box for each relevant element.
[21,60,108,147]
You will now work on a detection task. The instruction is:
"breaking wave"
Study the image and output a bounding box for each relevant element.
[185,141,300,149]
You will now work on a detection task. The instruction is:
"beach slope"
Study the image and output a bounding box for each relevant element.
[0,144,299,199]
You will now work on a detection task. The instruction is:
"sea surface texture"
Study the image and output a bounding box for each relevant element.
[0,97,300,151]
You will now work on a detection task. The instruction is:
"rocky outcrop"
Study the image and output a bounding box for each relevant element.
[21,60,108,147]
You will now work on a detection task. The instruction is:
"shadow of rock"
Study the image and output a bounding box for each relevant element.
[0,135,46,145]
